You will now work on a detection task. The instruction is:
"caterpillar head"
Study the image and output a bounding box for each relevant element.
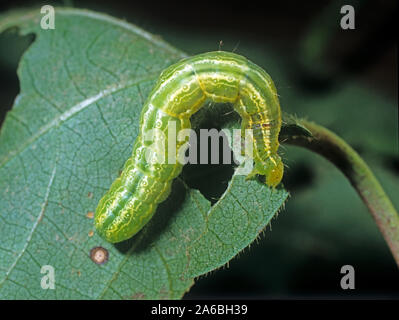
[250,155,284,188]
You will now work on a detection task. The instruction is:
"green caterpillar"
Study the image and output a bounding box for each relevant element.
[95,51,283,243]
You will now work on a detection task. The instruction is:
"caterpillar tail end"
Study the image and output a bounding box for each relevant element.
[246,155,284,188]
[94,202,140,244]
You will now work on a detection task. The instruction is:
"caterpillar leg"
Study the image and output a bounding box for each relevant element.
[246,155,284,187]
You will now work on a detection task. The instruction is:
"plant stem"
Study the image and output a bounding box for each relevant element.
[282,119,399,267]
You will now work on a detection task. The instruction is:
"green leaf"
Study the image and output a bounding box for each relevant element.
[0,8,288,299]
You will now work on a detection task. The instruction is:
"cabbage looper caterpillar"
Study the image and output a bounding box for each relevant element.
[95,51,283,243]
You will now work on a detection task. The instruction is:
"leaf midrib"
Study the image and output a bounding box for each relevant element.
[0,73,160,168]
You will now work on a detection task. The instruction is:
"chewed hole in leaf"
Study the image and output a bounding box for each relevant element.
[182,151,235,205]
[181,103,238,205]
[0,28,35,125]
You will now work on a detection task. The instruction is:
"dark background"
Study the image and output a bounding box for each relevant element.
[0,0,398,298]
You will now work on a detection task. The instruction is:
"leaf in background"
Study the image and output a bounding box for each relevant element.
[0,8,288,299]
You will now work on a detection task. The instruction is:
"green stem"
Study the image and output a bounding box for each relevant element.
[282,119,399,267]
